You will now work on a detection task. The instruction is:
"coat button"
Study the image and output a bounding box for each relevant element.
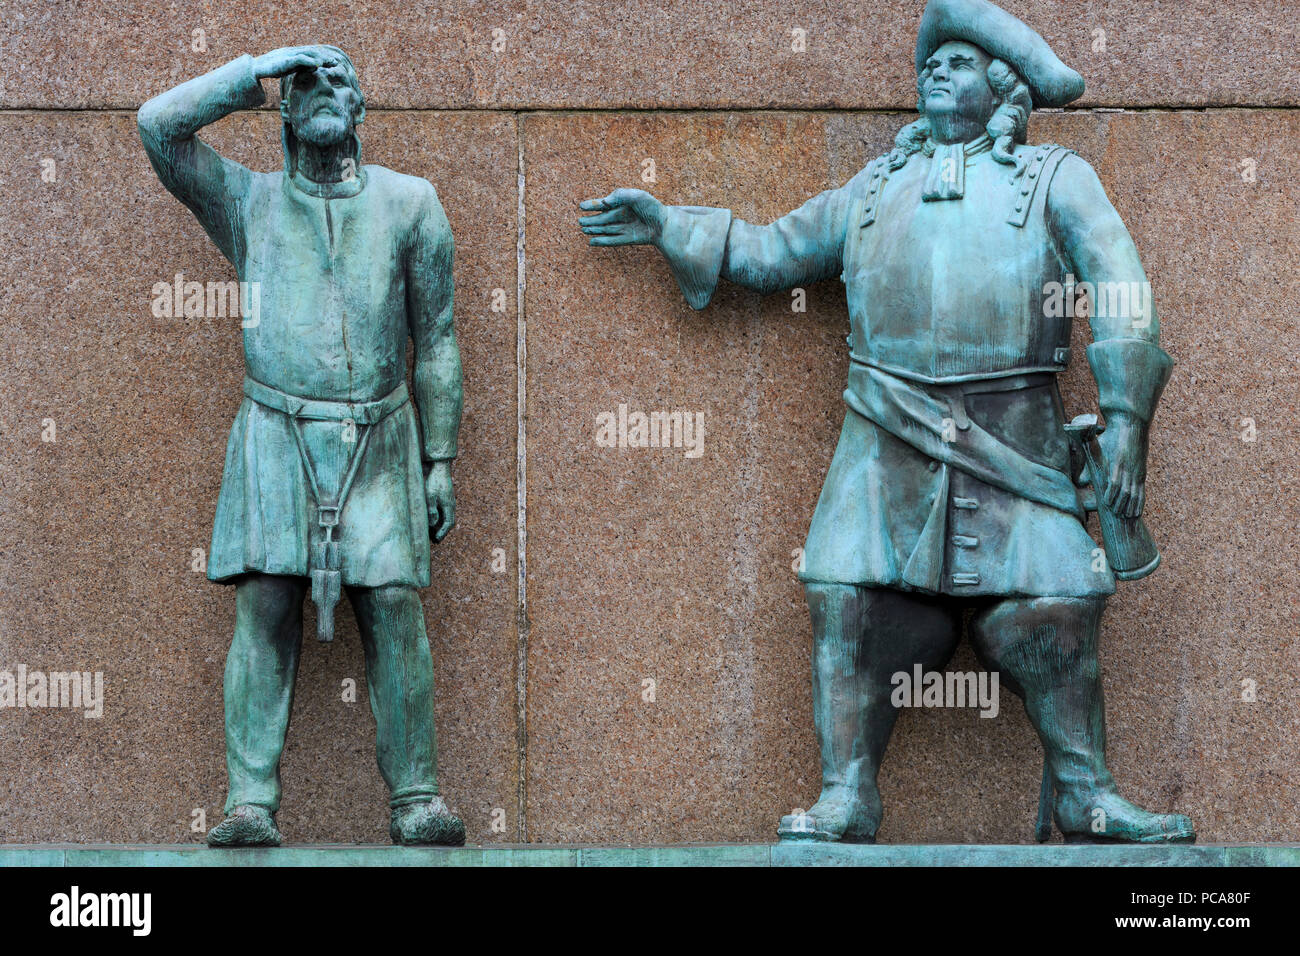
[928,461,939,472]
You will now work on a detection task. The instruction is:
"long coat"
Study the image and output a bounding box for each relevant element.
[656,135,1165,598]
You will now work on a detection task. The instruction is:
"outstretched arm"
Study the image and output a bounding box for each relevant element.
[406,183,462,543]
[578,173,863,309]
[137,47,330,263]
[1049,155,1172,519]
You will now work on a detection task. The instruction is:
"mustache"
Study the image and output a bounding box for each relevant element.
[296,98,351,124]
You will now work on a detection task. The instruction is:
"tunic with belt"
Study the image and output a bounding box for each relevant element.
[138,55,461,589]
[656,134,1166,598]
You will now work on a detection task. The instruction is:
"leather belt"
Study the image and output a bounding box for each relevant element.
[242,375,409,424]
[849,355,1064,389]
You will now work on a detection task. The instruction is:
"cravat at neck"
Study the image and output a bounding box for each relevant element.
[922,133,993,201]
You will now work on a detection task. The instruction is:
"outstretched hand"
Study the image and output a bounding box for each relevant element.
[578,189,666,247]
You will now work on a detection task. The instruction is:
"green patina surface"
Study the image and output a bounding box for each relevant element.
[138,44,466,847]
[576,0,1193,848]
[3,845,1298,868]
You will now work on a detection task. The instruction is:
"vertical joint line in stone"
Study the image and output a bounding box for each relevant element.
[514,113,530,844]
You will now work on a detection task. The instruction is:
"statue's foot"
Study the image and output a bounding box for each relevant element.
[777,785,880,843]
[1056,789,1195,844]
[206,804,282,848]
[390,797,466,846]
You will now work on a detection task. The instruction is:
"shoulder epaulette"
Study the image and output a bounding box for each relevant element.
[859,154,893,228]
[1007,143,1075,228]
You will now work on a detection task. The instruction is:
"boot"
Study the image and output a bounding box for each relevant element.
[1056,790,1195,844]
[206,804,282,847]
[778,585,960,843]
[778,785,881,843]
[974,597,1195,844]
[390,797,466,846]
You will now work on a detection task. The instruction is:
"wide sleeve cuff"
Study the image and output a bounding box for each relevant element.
[656,205,732,310]
[1087,338,1174,424]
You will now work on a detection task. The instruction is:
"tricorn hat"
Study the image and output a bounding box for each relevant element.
[915,0,1085,107]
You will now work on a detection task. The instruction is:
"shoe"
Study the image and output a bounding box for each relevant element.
[1057,789,1196,844]
[389,797,466,846]
[206,804,282,847]
[777,784,880,843]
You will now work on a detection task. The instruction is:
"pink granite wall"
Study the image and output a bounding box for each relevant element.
[1,1,1296,844]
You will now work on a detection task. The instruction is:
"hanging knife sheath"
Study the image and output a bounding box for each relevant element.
[291,420,373,642]
[240,376,410,643]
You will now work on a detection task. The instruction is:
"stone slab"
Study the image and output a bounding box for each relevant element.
[3,843,1297,867]
[1,86,1296,847]
[771,842,1300,867]
[0,109,521,844]
[577,844,771,867]
[521,107,1300,845]
[0,1,1295,110]
[0,847,67,866]
[54,844,580,867]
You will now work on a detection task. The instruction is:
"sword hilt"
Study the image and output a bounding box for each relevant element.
[1063,412,1104,443]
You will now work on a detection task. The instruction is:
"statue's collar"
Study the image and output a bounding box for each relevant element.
[289,167,368,199]
[922,131,993,157]
[921,133,992,202]
[960,132,993,158]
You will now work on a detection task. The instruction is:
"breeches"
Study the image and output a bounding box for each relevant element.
[802,582,1105,702]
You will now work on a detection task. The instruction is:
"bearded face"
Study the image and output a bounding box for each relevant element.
[283,59,363,148]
